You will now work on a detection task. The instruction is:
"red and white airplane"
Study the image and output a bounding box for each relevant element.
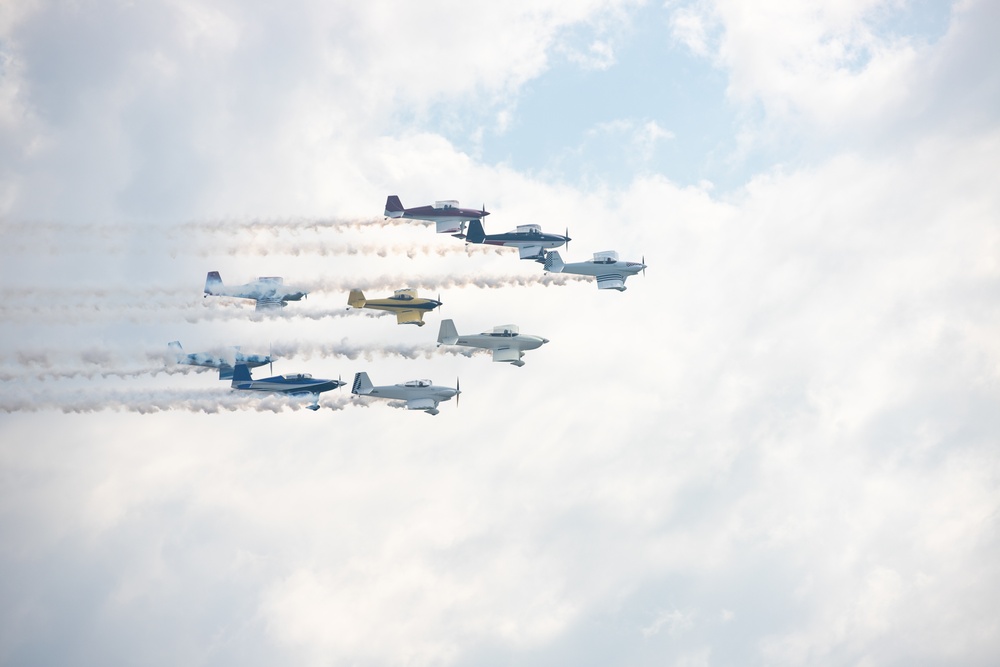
[384,195,488,235]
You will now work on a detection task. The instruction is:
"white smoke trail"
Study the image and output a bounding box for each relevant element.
[305,271,590,293]
[0,388,357,413]
[271,339,485,361]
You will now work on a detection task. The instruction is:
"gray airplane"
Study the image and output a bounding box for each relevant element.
[351,372,460,416]
[543,250,646,291]
[437,320,548,367]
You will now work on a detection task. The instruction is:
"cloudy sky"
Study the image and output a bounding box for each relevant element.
[1,0,998,665]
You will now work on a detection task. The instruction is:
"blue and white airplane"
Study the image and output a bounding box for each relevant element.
[351,372,459,416]
[465,219,570,261]
[231,363,344,411]
[543,250,646,291]
[168,341,273,380]
[384,195,488,235]
[204,271,308,311]
[437,320,548,367]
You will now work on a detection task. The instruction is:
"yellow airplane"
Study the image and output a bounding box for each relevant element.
[347,288,442,326]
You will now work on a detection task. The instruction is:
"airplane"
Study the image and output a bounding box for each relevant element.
[437,319,548,367]
[347,288,442,326]
[203,271,308,311]
[168,341,273,380]
[384,195,489,235]
[351,372,459,416]
[543,250,646,291]
[465,219,570,261]
[230,363,344,411]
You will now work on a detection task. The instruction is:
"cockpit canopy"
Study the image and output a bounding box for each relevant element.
[592,251,619,264]
[433,200,459,210]
[391,289,416,300]
[282,373,312,380]
[488,324,519,336]
[516,224,542,235]
[401,379,432,388]
[258,276,284,284]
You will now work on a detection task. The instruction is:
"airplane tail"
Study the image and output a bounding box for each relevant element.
[168,341,183,351]
[205,271,224,295]
[347,289,367,308]
[231,363,253,387]
[466,219,486,244]
[438,319,459,345]
[384,195,404,218]
[543,251,564,273]
[351,371,373,395]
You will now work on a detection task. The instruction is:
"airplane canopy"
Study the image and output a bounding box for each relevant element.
[516,224,542,234]
[402,379,432,387]
[489,324,519,336]
[433,200,459,209]
[593,251,619,263]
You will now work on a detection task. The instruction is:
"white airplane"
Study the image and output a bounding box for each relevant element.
[231,363,344,411]
[203,271,308,311]
[351,372,460,416]
[168,341,273,379]
[543,250,646,291]
[437,320,548,367]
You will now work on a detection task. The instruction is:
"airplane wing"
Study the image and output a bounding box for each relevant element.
[395,310,426,326]
[518,245,545,260]
[492,347,522,364]
[596,273,627,291]
[255,298,285,311]
[406,397,440,414]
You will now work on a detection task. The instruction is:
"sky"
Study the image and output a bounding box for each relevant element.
[1,0,998,665]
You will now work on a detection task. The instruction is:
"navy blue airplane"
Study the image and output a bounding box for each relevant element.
[231,363,344,411]
[465,219,570,261]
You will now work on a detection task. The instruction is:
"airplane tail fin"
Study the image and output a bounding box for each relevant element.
[543,251,564,273]
[168,341,183,351]
[438,319,459,345]
[351,371,373,395]
[384,195,404,217]
[231,363,253,387]
[205,271,224,295]
[467,219,486,244]
[347,289,367,308]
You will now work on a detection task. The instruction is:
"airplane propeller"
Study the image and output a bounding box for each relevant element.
[455,377,461,407]
[269,342,273,375]
[565,227,571,251]
[642,255,646,277]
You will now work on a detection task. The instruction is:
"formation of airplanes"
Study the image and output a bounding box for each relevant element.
[182,194,646,412]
